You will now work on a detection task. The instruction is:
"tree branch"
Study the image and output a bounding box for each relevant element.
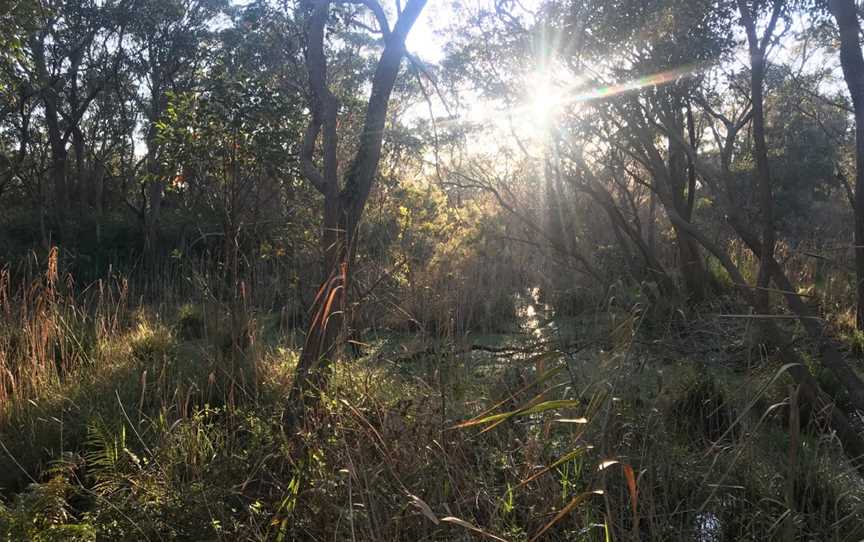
[300,0,340,196]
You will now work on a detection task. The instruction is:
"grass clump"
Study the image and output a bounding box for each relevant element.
[669,374,737,444]
[175,303,206,341]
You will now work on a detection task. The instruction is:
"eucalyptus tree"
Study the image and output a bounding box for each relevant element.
[284,0,427,431]
[577,0,735,301]
[125,0,226,257]
[155,1,307,312]
[826,0,864,329]
[18,0,125,232]
[736,0,785,317]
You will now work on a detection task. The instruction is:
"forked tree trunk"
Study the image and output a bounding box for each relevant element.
[284,0,427,434]
[738,0,781,319]
[32,33,69,226]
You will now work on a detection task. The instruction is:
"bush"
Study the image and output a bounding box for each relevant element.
[175,303,205,340]
[0,475,96,541]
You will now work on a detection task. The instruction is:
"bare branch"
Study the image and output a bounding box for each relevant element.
[362,0,391,36]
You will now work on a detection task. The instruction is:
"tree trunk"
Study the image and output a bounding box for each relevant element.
[667,113,711,302]
[828,0,864,330]
[72,125,86,211]
[283,249,348,430]
[49,143,69,225]
[674,228,710,301]
[68,49,85,212]
[545,156,569,256]
[145,165,164,259]
[738,0,777,318]
[32,34,69,226]
[648,185,656,258]
[144,73,167,262]
[92,159,105,242]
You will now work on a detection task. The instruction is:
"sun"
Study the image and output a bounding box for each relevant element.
[530,85,563,125]
[524,70,566,138]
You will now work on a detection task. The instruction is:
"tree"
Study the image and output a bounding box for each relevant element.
[125,0,225,258]
[564,0,734,301]
[155,3,307,343]
[826,0,864,330]
[737,0,784,318]
[24,0,116,231]
[284,0,427,431]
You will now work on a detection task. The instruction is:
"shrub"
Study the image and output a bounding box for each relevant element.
[175,303,206,340]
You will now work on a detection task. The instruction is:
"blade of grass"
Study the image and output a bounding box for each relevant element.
[453,398,580,431]
[441,516,510,542]
[529,490,603,542]
[449,360,565,430]
[517,447,590,489]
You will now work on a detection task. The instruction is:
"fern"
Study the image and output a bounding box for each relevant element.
[0,475,96,541]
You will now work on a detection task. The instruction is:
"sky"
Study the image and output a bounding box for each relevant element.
[405,2,451,64]
[401,1,556,149]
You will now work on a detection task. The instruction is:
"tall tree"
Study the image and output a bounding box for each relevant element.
[577,0,733,301]
[827,0,864,330]
[25,1,111,230]
[284,0,427,431]
[737,0,784,318]
[126,0,224,257]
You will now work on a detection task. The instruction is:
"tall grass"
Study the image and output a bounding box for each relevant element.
[1,246,863,540]
[0,248,262,492]
[0,248,128,420]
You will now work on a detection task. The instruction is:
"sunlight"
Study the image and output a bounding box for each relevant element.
[528,72,563,130]
[419,63,703,160]
[522,70,569,142]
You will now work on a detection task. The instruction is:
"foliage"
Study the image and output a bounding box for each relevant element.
[3,0,864,541]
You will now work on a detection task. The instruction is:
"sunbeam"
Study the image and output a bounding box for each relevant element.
[429,63,706,146]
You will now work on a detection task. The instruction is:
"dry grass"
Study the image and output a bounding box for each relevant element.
[1,251,864,540]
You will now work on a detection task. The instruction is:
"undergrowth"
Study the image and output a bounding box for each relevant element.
[1,258,864,541]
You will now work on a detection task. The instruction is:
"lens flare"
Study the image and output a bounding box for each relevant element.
[517,63,702,139]
[569,64,701,104]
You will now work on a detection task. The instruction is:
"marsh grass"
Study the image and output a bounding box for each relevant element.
[1,255,864,540]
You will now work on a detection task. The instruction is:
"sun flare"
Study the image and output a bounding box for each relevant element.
[524,70,566,137]
[529,85,563,126]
